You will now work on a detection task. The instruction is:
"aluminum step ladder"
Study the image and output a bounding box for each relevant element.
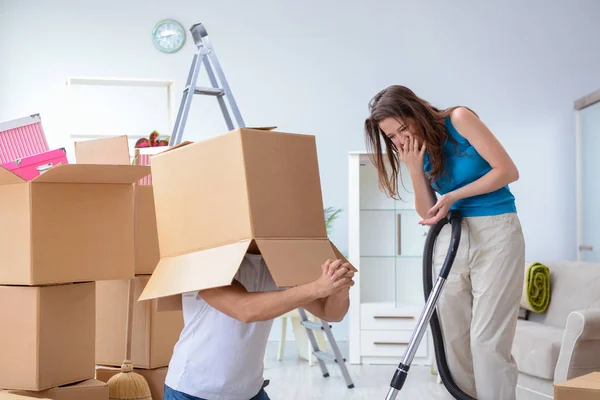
[171,22,354,389]
[298,308,355,389]
[169,22,245,146]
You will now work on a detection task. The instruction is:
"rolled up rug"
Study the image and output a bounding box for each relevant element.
[520,261,551,313]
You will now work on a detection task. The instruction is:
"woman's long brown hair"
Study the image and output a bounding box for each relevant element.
[364,85,474,200]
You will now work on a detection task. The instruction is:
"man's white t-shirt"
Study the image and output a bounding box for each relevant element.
[165,253,283,400]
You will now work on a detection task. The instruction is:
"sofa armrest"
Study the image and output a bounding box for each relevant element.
[554,309,600,384]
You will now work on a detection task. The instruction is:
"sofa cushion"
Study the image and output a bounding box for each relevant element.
[527,261,600,328]
[513,320,564,380]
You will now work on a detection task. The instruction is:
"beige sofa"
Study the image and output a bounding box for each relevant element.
[512,260,600,399]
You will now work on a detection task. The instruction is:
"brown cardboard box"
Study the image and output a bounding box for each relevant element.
[0,394,50,400]
[7,379,108,400]
[75,136,160,275]
[96,276,183,369]
[135,185,160,274]
[0,283,95,391]
[73,136,131,165]
[0,163,150,285]
[555,372,600,399]
[138,128,355,306]
[96,366,167,400]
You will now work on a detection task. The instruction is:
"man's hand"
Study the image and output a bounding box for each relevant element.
[302,259,355,322]
[311,259,355,299]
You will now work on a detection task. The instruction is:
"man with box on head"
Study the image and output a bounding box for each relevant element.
[163,255,354,400]
[133,127,357,400]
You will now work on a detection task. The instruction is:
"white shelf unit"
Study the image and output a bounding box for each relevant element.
[64,76,176,162]
[348,152,433,365]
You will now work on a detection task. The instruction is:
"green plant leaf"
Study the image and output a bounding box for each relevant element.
[324,206,342,236]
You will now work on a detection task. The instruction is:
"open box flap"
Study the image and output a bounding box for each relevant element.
[30,164,150,184]
[74,136,130,165]
[0,167,25,185]
[138,240,252,301]
[255,238,357,288]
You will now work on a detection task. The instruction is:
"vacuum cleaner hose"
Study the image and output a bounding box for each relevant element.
[423,211,477,400]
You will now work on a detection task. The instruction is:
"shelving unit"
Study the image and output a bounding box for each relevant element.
[64,76,175,162]
[348,151,433,365]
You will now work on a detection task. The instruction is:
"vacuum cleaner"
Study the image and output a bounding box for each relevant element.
[385,210,476,400]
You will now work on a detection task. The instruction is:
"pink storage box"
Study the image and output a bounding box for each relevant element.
[1,148,68,181]
[134,147,168,185]
[0,114,50,164]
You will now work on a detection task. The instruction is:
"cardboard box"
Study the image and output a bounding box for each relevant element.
[138,128,355,305]
[75,136,160,275]
[134,185,160,275]
[555,372,600,400]
[0,283,95,391]
[0,163,150,285]
[96,276,183,369]
[6,379,108,400]
[73,136,131,166]
[0,394,50,400]
[96,366,167,400]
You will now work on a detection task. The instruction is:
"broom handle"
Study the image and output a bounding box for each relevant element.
[127,157,140,363]
[125,152,142,363]
[125,277,135,362]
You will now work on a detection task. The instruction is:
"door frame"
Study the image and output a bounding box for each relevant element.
[574,89,600,261]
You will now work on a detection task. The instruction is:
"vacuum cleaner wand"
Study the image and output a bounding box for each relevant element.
[385,211,466,400]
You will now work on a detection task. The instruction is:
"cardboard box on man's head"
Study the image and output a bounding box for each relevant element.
[139,127,355,306]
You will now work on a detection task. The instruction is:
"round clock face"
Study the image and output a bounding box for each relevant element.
[152,19,186,54]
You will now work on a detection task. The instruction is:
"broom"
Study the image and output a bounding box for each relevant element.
[107,177,152,400]
[107,278,153,400]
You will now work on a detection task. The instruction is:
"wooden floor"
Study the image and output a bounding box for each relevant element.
[263,342,454,400]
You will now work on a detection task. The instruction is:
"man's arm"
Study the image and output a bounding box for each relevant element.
[198,280,320,323]
[198,260,353,323]
[303,290,350,323]
[303,260,354,322]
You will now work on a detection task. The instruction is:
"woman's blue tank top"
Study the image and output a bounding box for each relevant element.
[422,116,516,217]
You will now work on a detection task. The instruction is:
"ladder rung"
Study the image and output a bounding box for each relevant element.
[184,86,224,96]
[314,351,336,362]
[301,321,326,331]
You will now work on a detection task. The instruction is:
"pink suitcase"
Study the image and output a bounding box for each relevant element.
[1,148,68,181]
[0,114,50,164]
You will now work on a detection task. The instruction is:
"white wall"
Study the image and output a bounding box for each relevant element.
[2,0,600,341]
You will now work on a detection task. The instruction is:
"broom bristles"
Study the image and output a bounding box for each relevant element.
[107,361,152,400]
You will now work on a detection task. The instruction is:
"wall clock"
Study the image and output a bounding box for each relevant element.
[152,19,186,54]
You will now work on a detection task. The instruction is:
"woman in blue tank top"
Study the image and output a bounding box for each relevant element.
[365,85,525,400]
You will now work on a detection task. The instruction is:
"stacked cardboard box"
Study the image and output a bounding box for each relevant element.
[6,380,109,400]
[75,137,183,398]
[0,160,149,399]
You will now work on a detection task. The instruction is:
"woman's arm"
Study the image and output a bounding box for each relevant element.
[402,135,437,219]
[411,168,438,220]
[450,107,519,200]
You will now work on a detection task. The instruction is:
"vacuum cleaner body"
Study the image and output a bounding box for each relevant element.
[385,211,476,400]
